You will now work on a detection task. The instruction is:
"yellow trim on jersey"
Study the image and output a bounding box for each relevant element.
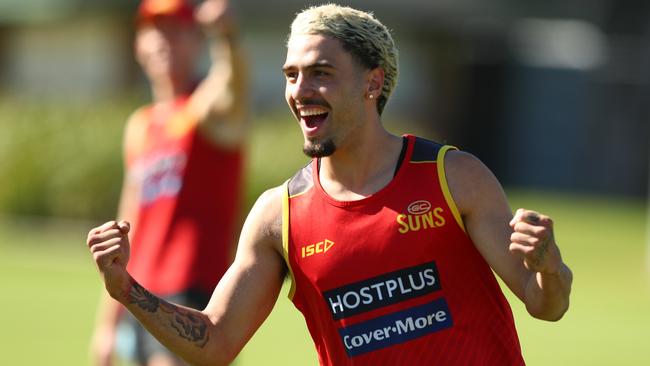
[289,190,310,199]
[437,146,467,233]
[166,100,199,138]
[282,180,297,300]
[409,160,436,164]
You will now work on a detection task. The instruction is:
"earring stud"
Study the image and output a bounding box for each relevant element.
[369,94,374,99]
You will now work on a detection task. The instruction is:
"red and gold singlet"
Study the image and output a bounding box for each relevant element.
[282,135,524,365]
[126,97,243,296]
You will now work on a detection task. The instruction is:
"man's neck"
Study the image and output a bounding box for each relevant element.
[151,76,193,104]
[319,128,403,201]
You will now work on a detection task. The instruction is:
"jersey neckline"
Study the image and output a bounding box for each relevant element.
[312,134,416,208]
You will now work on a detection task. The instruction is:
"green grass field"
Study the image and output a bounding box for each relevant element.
[1,116,649,365]
[1,192,648,365]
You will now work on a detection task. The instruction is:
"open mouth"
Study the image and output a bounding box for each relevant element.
[300,107,329,131]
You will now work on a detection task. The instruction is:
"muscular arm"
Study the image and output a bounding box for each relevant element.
[87,187,287,366]
[445,151,572,321]
[188,0,248,148]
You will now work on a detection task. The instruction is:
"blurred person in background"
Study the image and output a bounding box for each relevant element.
[87,4,572,365]
[90,0,247,365]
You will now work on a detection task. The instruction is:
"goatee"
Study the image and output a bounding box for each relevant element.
[303,139,336,158]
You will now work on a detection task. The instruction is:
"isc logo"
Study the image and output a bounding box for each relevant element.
[301,239,335,258]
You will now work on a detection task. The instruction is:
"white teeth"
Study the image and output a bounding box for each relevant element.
[300,108,327,117]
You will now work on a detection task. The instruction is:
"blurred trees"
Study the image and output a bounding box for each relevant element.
[0,97,133,220]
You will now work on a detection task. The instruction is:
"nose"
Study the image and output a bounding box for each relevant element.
[288,72,315,102]
[145,32,170,56]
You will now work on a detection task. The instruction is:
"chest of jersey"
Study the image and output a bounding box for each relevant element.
[283,136,523,365]
[288,163,458,307]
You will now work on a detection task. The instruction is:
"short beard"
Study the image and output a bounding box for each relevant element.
[302,139,336,158]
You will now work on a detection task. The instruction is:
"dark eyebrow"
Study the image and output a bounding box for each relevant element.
[282,61,336,73]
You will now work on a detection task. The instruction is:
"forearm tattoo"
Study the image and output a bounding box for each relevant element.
[128,280,210,348]
[128,280,160,312]
[161,302,210,347]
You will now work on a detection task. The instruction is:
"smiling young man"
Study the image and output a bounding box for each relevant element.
[87,4,572,365]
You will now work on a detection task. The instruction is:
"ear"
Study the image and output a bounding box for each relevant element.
[133,31,147,66]
[366,67,385,100]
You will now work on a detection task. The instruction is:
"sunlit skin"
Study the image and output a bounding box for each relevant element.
[90,3,249,366]
[135,17,202,100]
[282,34,403,199]
[283,34,374,158]
[86,11,571,366]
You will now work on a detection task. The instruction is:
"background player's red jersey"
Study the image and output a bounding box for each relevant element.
[126,96,243,296]
[283,135,525,365]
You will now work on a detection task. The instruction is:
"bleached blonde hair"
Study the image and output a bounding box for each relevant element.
[289,4,399,115]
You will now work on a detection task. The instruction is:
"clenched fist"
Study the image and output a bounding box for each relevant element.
[509,209,562,275]
[195,0,235,36]
[87,220,133,303]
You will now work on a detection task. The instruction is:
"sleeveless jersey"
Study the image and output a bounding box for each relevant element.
[126,96,243,296]
[282,135,524,365]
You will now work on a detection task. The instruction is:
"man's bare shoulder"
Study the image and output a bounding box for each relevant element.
[255,185,285,234]
[444,150,506,215]
[125,106,150,129]
[123,106,151,154]
[241,185,286,254]
[444,150,489,179]
[124,106,149,147]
